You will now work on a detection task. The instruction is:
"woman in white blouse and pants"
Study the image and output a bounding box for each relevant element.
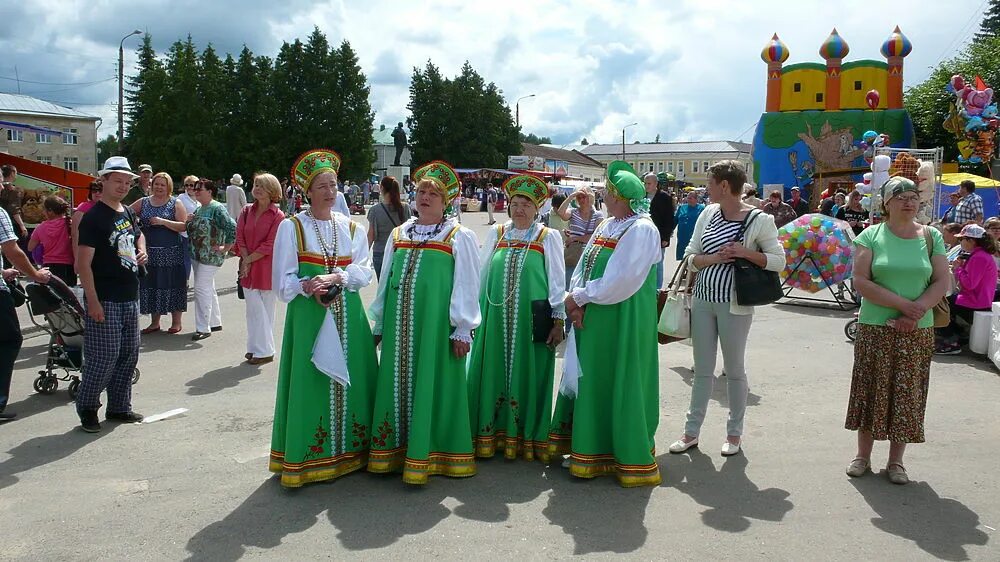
[669,161,785,457]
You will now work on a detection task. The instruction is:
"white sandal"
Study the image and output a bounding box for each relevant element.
[846,457,870,477]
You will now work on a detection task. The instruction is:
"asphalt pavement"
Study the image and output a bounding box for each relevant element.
[1,209,997,560]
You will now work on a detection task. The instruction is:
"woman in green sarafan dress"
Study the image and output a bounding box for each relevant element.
[269,149,379,487]
[468,174,566,461]
[549,160,663,487]
[367,160,482,485]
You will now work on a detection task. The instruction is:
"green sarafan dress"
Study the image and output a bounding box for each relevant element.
[367,219,482,484]
[468,223,562,462]
[269,214,379,487]
[548,218,662,487]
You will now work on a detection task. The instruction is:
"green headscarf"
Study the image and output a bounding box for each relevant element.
[606,160,649,214]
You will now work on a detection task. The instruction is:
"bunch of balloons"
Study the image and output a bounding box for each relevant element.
[777,213,854,293]
[944,74,998,163]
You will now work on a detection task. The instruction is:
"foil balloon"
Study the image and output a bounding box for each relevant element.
[777,213,855,293]
[865,89,880,110]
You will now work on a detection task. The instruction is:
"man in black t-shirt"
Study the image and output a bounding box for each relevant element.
[75,156,148,433]
[644,172,675,288]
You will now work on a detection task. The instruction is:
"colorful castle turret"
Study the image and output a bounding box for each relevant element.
[881,26,912,110]
[761,33,789,112]
[762,27,910,112]
[819,29,849,111]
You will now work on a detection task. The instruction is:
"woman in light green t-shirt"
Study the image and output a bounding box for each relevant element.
[844,177,949,486]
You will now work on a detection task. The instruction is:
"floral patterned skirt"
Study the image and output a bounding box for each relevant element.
[845,324,933,443]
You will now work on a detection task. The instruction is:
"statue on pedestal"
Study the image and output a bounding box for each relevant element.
[392,122,407,166]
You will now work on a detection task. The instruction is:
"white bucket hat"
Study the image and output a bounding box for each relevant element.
[230,174,244,186]
[97,156,139,179]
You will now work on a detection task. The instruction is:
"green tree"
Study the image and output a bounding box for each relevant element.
[327,40,375,181]
[580,137,589,145]
[124,34,167,162]
[96,134,118,162]
[407,61,450,165]
[977,0,1000,41]
[196,44,229,179]
[271,39,308,171]
[407,60,520,167]
[520,132,552,144]
[905,34,1000,161]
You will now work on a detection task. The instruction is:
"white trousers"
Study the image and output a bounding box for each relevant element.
[244,288,276,358]
[192,262,222,333]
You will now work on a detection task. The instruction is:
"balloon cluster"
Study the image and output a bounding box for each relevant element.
[859,130,889,163]
[777,213,854,293]
[944,74,998,163]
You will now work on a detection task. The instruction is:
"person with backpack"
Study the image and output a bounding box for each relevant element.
[366,176,411,280]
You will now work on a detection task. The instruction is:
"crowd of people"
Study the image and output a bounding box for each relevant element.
[0,151,994,493]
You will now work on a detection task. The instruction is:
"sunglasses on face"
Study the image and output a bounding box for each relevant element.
[184,183,195,187]
[192,186,206,192]
[893,194,920,203]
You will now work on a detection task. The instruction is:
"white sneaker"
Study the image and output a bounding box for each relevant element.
[668,437,699,453]
[721,441,742,456]
[561,457,571,468]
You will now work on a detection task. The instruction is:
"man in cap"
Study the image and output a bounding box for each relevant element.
[787,186,810,217]
[75,156,148,432]
[123,163,153,205]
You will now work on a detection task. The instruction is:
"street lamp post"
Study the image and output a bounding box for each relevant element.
[621,122,638,159]
[516,94,536,128]
[118,29,143,153]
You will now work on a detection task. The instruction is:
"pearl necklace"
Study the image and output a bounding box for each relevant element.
[306,210,338,273]
[485,223,536,307]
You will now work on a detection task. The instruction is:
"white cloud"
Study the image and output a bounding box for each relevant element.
[0,0,987,151]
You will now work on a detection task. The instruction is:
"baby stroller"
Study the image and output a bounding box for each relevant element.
[24,277,140,399]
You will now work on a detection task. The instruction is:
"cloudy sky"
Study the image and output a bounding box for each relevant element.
[0,0,989,147]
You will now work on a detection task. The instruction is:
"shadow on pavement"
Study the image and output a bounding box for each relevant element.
[670,367,762,408]
[773,302,856,319]
[139,332,205,353]
[542,465,653,554]
[0,425,118,490]
[185,364,262,396]
[849,474,989,561]
[1,391,73,423]
[186,458,639,558]
[13,340,52,372]
[931,353,997,376]
[660,450,793,533]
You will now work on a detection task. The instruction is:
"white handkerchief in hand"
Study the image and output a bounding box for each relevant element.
[312,311,350,387]
[558,327,580,398]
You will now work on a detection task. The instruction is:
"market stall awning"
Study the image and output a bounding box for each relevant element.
[939,172,1000,187]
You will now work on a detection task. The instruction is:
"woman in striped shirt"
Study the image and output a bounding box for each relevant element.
[668,161,784,457]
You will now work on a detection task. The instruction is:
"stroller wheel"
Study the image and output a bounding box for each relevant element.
[68,379,80,400]
[845,319,859,342]
[132,368,141,384]
[35,376,58,394]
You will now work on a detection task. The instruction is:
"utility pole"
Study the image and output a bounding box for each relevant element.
[516,94,536,128]
[621,122,638,159]
[118,30,142,153]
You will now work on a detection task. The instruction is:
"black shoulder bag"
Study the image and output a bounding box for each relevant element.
[732,210,783,306]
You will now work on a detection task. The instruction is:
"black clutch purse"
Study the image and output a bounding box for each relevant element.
[531,299,554,343]
[731,210,783,306]
[733,258,782,306]
[319,284,344,304]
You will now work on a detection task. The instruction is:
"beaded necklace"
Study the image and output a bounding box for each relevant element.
[306,209,338,273]
[392,218,447,291]
[485,223,536,307]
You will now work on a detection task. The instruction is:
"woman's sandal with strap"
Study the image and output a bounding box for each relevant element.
[886,462,909,485]
[846,457,870,477]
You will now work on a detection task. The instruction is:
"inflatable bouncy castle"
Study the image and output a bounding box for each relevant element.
[752,28,916,211]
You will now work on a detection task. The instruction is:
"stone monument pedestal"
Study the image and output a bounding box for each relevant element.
[386,165,410,183]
